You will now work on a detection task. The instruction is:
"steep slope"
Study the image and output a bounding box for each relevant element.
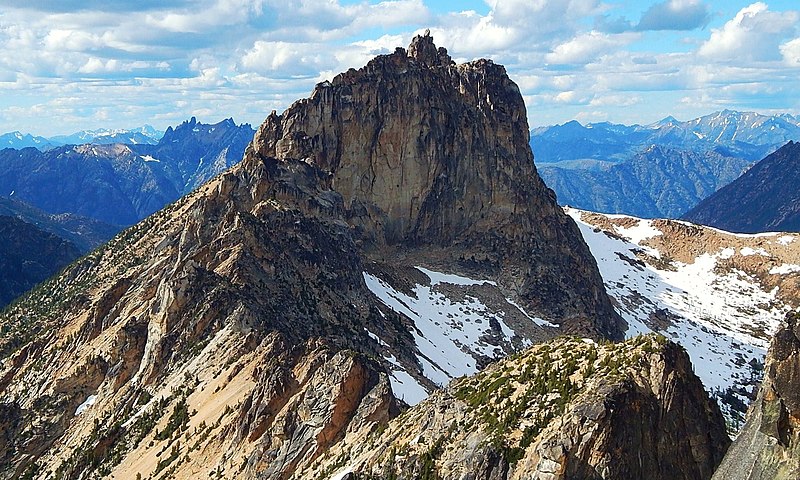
[568,208,800,428]
[303,335,730,480]
[0,215,81,308]
[712,312,800,480]
[0,35,621,480]
[0,195,117,253]
[252,34,621,339]
[540,146,750,218]
[0,118,254,225]
[683,141,800,233]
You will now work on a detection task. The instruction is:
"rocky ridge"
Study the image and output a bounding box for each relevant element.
[252,33,621,339]
[303,335,730,480]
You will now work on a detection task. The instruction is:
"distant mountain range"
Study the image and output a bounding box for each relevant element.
[49,124,163,145]
[540,146,751,219]
[532,110,800,164]
[533,110,800,218]
[683,141,800,233]
[0,124,163,150]
[0,117,254,226]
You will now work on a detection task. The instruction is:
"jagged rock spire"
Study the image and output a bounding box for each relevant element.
[407,30,452,67]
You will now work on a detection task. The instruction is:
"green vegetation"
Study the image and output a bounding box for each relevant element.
[450,335,666,466]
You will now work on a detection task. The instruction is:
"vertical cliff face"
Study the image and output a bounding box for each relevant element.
[712,312,800,480]
[250,33,623,339]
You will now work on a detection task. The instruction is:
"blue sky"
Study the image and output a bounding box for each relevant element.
[0,0,798,136]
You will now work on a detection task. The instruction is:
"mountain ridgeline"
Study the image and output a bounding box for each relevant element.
[532,111,800,218]
[683,141,800,233]
[0,216,81,308]
[0,35,733,480]
[0,117,254,225]
[540,146,750,219]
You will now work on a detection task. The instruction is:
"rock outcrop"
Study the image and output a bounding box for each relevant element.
[0,35,625,479]
[712,312,800,480]
[303,335,730,480]
[251,32,622,339]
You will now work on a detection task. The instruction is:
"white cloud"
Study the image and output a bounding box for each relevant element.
[546,31,638,65]
[698,2,800,61]
[589,93,642,107]
[780,38,800,65]
[1,0,800,135]
[240,41,340,78]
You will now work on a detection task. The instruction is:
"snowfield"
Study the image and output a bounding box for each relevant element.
[360,209,798,431]
[566,207,799,428]
[363,267,548,404]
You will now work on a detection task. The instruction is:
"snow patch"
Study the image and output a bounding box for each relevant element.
[615,219,663,244]
[777,236,794,246]
[387,368,429,405]
[416,266,497,286]
[140,154,160,163]
[566,208,788,427]
[75,395,97,416]
[770,264,800,275]
[740,247,768,257]
[363,266,535,403]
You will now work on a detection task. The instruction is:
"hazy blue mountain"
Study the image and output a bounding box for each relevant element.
[0,215,81,308]
[683,141,800,233]
[0,195,118,253]
[0,131,58,150]
[532,110,799,218]
[539,146,751,219]
[0,118,254,225]
[49,124,163,145]
[532,110,800,164]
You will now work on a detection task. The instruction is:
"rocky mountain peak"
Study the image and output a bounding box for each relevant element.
[407,30,452,67]
[249,34,622,338]
[0,37,625,479]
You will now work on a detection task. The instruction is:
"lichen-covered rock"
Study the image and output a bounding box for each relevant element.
[712,312,800,480]
[304,335,730,480]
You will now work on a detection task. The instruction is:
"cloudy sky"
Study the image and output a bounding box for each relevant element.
[1,0,799,136]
